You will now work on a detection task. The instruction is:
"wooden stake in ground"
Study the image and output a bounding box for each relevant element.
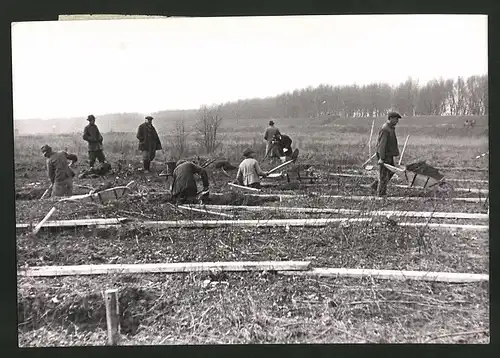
[32,207,56,235]
[398,135,410,166]
[105,289,120,346]
[368,118,375,158]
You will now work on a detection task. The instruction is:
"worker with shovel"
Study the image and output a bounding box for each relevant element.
[171,160,210,204]
[369,111,401,197]
[41,145,78,197]
[264,120,281,163]
[235,148,270,189]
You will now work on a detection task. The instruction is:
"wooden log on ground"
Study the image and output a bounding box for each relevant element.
[189,205,488,220]
[105,289,120,346]
[278,268,488,283]
[396,223,488,231]
[16,218,128,230]
[139,218,373,228]
[18,260,312,277]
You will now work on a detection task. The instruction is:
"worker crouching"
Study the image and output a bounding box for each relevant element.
[171,160,210,204]
[235,148,269,189]
[41,145,78,197]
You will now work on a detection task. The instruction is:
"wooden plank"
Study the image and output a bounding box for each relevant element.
[234,193,485,203]
[278,268,488,283]
[18,260,312,277]
[16,218,128,230]
[398,135,410,166]
[139,218,373,228]
[189,205,488,220]
[228,182,261,192]
[32,207,56,235]
[176,205,235,218]
[396,223,488,231]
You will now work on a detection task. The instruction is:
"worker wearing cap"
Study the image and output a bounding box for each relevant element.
[171,160,209,204]
[264,120,281,163]
[370,111,401,196]
[235,148,270,189]
[136,116,162,173]
[40,145,78,197]
[82,114,106,168]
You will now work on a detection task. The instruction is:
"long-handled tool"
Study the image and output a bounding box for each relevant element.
[40,184,53,200]
[368,118,375,158]
[398,135,410,166]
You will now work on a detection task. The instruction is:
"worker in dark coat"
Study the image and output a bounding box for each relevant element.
[370,111,401,196]
[83,114,106,168]
[264,120,281,162]
[136,116,162,173]
[41,145,78,197]
[171,160,210,204]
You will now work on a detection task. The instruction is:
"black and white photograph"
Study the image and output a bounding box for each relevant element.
[12,14,489,346]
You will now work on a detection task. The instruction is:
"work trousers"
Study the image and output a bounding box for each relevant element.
[370,156,395,196]
[52,178,73,197]
[141,150,156,170]
[88,150,106,167]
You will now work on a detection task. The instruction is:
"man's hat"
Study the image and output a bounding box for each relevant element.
[243,148,256,157]
[387,111,402,119]
[40,144,52,154]
[269,120,275,125]
[87,114,95,121]
[145,116,154,120]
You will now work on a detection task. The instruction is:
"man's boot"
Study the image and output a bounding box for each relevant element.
[143,160,150,173]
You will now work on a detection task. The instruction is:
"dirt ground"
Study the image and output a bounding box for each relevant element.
[15,161,489,346]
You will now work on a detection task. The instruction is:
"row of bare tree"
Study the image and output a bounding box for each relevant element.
[214,75,488,119]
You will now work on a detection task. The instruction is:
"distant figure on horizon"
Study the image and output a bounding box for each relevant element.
[83,114,107,168]
[136,115,162,173]
[264,120,281,163]
[369,111,402,197]
[41,144,78,197]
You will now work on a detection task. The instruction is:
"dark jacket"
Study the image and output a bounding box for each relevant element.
[264,126,281,143]
[137,122,162,152]
[83,123,103,151]
[376,122,399,161]
[171,161,209,198]
[47,151,78,183]
[272,134,292,156]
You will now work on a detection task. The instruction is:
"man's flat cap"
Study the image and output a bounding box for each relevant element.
[145,116,154,120]
[40,144,52,153]
[387,111,402,119]
[87,114,95,121]
[243,148,256,157]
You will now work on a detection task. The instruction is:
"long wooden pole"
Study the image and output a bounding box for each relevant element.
[399,134,410,166]
[279,268,488,283]
[368,118,375,158]
[32,207,56,235]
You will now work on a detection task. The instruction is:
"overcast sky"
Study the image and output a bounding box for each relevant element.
[11,14,488,120]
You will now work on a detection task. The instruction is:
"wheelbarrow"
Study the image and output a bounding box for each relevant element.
[383,163,445,189]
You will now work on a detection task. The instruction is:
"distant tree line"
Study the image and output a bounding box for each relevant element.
[213,75,488,119]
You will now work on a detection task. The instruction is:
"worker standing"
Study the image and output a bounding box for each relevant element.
[82,114,106,168]
[264,120,281,163]
[370,111,401,196]
[136,115,162,173]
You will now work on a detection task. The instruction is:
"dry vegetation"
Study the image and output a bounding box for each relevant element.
[15,115,489,346]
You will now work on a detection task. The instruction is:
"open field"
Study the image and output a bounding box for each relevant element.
[15,115,489,346]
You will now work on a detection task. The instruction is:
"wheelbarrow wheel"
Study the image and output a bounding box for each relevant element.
[432,181,454,199]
